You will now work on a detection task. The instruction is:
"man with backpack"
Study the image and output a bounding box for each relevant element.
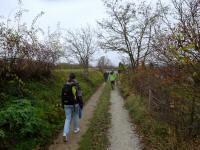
[61,73,83,142]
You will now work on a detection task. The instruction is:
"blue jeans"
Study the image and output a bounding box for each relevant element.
[63,104,79,135]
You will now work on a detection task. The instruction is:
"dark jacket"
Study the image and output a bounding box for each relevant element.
[61,79,83,108]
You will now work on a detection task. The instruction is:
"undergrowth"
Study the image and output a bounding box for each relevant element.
[0,69,103,150]
[119,75,200,150]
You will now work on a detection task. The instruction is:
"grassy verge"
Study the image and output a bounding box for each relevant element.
[120,82,191,150]
[119,74,200,150]
[123,93,200,150]
[0,69,103,150]
[78,83,111,150]
[124,94,171,150]
[119,75,170,150]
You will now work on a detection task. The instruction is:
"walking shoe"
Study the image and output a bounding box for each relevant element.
[63,133,68,142]
[74,128,80,134]
[63,135,68,142]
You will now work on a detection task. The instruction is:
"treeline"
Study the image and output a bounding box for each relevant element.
[99,0,200,149]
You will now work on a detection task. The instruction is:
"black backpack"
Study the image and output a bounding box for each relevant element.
[62,83,77,105]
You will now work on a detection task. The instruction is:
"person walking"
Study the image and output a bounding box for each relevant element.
[103,71,109,82]
[108,71,117,90]
[61,73,83,142]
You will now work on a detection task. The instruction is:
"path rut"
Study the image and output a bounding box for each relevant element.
[108,88,141,150]
[49,83,105,150]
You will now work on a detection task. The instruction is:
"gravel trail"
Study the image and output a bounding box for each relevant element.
[108,88,141,150]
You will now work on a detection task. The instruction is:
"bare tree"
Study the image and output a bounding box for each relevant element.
[97,56,112,72]
[152,0,200,70]
[65,26,96,76]
[45,24,64,64]
[98,0,159,70]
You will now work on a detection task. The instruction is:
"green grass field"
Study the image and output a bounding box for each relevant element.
[0,69,103,150]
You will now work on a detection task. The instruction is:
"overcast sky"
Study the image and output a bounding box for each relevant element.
[0,0,107,29]
[0,0,170,66]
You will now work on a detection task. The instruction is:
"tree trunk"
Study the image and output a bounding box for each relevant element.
[129,52,135,70]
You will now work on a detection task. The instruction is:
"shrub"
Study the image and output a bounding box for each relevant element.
[0,100,48,136]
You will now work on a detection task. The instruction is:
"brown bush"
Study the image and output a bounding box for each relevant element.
[0,9,62,81]
[123,65,200,140]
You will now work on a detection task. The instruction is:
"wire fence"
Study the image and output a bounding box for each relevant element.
[133,72,200,138]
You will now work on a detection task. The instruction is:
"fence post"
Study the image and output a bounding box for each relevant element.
[149,89,152,111]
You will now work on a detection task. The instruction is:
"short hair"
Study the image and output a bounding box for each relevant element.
[69,73,76,80]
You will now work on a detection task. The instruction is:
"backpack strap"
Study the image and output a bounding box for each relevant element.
[72,86,77,100]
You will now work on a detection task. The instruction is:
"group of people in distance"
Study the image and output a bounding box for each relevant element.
[61,70,118,142]
[103,70,118,90]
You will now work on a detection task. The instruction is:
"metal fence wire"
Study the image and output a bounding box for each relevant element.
[133,73,200,138]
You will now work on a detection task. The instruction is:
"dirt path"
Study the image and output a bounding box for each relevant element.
[108,87,141,150]
[49,83,105,150]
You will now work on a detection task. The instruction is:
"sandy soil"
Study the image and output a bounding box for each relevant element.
[48,83,105,150]
[108,87,141,150]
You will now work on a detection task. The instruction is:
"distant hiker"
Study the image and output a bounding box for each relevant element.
[103,71,109,82]
[108,71,117,90]
[61,73,83,142]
